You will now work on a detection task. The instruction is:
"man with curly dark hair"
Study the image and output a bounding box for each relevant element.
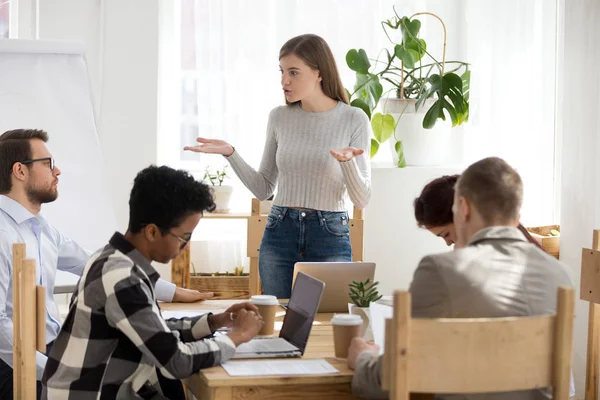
[42,165,264,399]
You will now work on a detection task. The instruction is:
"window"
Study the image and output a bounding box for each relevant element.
[0,0,10,39]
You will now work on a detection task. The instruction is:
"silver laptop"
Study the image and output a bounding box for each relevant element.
[292,262,376,313]
[232,272,325,359]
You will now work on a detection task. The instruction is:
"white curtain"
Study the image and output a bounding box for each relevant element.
[461,0,558,226]
[161,0,559,273]
[558,0,600,393]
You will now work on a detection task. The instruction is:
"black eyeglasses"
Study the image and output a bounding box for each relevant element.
[20,157,55,171]
[165,231,191,249]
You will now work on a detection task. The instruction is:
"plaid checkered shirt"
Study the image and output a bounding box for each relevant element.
[42,232,236,399]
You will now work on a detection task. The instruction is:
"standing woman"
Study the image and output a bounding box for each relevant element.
[184,34,371,298]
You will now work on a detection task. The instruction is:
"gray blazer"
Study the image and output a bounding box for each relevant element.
[352,226,574,400]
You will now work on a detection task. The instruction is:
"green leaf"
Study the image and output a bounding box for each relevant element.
[423,100,444,129]
[405,38,426,63]
[394,45,415,69]
[371,113,395,144]
[355,73,383,108]
[427,73,443,92]
[395,141,407,168]
[350,98,371,120]
[370,139,379,158]
[420,72,469,129]
[345,88,352,102]
[442,99,459,126]
[346,49,371,74]
[461,70,471,102]
[443,72,463,93]
[400,17,421,43]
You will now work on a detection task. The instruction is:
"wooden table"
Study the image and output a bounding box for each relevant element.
[160,300,358,400]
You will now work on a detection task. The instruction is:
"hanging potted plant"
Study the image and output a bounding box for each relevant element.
[346,7,470,167]
[203,164,233,213]
[348,278,383,340]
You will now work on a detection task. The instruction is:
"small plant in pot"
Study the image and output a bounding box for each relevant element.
[348,278,383,339]
[203,165,233,213]
[346,7,470,167]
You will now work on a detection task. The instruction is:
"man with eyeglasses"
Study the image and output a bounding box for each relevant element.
[0,129,214,399]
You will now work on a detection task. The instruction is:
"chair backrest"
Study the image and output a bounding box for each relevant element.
[382,287,575,400]
[12,243,46,399]
[580,229,600,400]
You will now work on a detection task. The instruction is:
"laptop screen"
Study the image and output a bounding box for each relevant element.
[279,272,325,353]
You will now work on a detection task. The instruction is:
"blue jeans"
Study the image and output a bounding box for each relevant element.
[258,206,352,299]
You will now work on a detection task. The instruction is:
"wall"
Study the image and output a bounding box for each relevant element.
[37,0,171,280]
[38,0,159,232]
[365,167,462,295]
[557,0,600,394]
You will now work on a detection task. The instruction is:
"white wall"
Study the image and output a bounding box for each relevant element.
[558,0,600,394]
[365,167,463,295]
[38,0,159,232]
[37,0,171,279]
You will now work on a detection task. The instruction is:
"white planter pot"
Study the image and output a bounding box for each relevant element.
[260,199,273,215]
[210,185,233,213]
[348,304,373,341]
[381,98,452,167]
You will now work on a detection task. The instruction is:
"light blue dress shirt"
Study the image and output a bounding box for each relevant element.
[0,195,176,379]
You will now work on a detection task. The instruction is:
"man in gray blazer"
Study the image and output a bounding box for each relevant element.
[348,157,573,400]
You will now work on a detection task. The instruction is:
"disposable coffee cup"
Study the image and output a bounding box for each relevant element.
[331,314,363,358]
[250,295,279,335]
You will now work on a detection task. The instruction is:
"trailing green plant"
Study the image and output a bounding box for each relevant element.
[203,164,229,186]
[346,7,471,166]
[349,278,383,308]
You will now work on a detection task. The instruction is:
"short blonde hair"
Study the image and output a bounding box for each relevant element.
[456,157,523,224]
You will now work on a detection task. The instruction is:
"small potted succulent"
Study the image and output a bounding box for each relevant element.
[348,278,383,339]
[203,164,232,213]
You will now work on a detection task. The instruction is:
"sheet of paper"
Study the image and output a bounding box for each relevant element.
[222,359,339,377]
[369,301,393,355]
[161,310,207,320]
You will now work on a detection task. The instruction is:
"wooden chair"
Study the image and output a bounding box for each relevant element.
[381,287,575,400]
[12,243,46,399]
[581,229,600,400]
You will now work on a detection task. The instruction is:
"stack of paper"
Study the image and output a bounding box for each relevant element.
[369,302,393,355]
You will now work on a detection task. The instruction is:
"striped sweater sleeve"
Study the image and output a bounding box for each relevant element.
[339,110,372,209]
[225,109,279,200]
